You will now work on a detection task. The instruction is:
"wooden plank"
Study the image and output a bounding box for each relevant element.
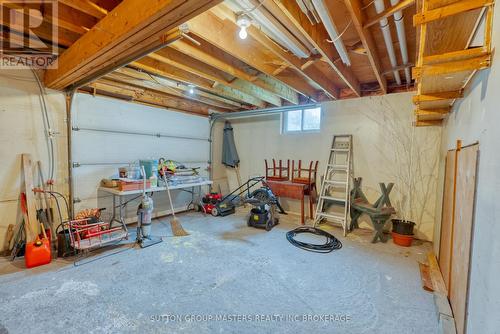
[439,150,456,290]
[415,119,443,126]
[423,46,489,65]
[44,0,222,90]
[104,73,237,110]
[412,54,491,78]
[363,0,416,28]
[419,262,434,292]
[428,252,448,295]
[88,80,216,115]
[131,57,267,108]
[413,90,463,103]
[115,67,246,109]
[274,0,361,97]
[344,0,388,94]
[150,48,282,106]
[22,154,38,242]
[187,10,320,99]
[415,107,451,116]
[170,40,299,104]
[450,144,478,334]
[58,0,108,19]
[413,0,493,25]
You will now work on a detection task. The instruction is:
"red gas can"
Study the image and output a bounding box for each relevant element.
[25,238,51,268]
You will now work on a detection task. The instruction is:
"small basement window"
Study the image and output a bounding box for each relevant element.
[282,107,321,133]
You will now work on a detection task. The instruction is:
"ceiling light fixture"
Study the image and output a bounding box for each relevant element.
[188,85,195,94]
[236,13,251,40]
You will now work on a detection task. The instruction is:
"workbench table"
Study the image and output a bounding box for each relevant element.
[266,180,308,225]
[99,180,213,227]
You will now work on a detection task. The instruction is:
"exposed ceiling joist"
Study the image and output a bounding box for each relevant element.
[85,79,218,116]
[273,0,361,97]
[344,0,388,94]
[44,0,223,90]
[363,0,415,29]
[132,57,267,108]
[170,39,299,104]
[105,72,237,111]
[151,48,283,106]
[58,0,108,19]
[188,10,319,100]
[115,67,246,109]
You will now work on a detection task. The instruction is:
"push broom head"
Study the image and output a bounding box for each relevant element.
[170,216,189,237]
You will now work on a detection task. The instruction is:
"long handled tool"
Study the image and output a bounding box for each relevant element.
[162,173,189,237]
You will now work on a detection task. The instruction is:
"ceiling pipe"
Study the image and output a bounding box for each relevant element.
[311,0,351,66]
[374,0,402,85]
[389,0,411,84]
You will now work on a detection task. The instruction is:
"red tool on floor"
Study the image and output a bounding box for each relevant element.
[200,192,223,216]
[21,193,51,268]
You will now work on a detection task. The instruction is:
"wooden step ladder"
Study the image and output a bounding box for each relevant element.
[314,135,353,236]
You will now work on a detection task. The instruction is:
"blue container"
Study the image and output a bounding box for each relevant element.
[139,160,158,178]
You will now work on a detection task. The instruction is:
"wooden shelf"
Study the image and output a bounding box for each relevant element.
[412,0,494,126]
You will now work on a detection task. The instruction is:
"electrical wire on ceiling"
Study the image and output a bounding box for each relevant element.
[326,19,353,44]
[241,0,267,14]
[362,0,376,10]
[31,68,56,182]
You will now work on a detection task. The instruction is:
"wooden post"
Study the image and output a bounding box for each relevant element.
[22,154,38,242]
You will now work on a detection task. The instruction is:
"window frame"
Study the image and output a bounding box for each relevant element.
[282,106,322,134]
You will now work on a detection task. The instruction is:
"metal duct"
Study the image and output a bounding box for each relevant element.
[390,0,411,84]
[374,0,402,85]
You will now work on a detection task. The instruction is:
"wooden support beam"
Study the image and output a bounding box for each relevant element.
[0,6,79,47]
[104,73,236,111]
[415,119,444,127]
[58,0,108,19]
[115,67,246,109]
[413,0,493,26]
[413,90,463,104]
[344,0,388,94]
[412,54,491,79]
[274,0,361,97]
[44,0,222,90]
[363,0,415,29]
[415,107,451,116]
[151,48,282,106]
[131,57,267,108]
[423,46,489,65]
[87,79,216,115]
[187,11,319,99]
[170,40,298,105]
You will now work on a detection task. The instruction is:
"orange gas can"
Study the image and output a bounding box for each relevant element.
[25,238,51,268]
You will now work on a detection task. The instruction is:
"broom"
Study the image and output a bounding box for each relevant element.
[162,173,189,237]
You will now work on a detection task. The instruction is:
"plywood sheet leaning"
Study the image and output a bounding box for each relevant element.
[412,0,495,126]
[449,143,479,334]
[439,150,456,289]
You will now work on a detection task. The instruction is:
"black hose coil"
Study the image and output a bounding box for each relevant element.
[286,226,342,253]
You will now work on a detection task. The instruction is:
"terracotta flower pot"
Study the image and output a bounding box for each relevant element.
[391,232,413,247]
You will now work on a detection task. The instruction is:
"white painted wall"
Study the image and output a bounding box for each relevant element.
[437,4,500,332]
[0,72,211,250]
[0,69,67,251]
[213,92,442,241]
[72,93,210,221]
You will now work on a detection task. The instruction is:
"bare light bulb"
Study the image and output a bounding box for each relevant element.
[239,26,248,40]
[189,87,194,94]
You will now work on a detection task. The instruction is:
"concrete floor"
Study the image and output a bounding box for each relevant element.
[0,210,439,334]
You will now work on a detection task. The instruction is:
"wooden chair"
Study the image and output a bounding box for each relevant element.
[350,177,396,243]
[291,160,319,218]
[264,159,290,181]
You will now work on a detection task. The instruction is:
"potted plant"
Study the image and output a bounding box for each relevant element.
[391,219,415,247]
